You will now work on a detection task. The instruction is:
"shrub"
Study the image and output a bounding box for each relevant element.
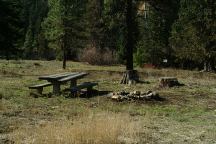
[79,46,118,65]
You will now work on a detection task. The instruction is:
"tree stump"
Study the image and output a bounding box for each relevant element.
[159,77,180,87]
[120,70,139,84]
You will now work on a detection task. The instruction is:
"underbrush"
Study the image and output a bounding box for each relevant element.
[79,47,118,65]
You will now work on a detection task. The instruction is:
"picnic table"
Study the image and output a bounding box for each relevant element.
[38,72,88,94]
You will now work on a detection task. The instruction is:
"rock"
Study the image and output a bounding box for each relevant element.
[110,90,162,102]
[146,90,152,94]
[111,95,122,101]
[133,91,141,95]
[141,91,146,95]
[117,91,129,96]
[145,91,159,99]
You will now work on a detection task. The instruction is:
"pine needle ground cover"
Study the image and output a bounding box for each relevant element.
[0,60,216,144]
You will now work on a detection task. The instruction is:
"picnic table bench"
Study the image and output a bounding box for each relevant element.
[29,83,52,94]
[70,82,98,94]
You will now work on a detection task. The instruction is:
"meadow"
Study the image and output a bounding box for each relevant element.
[0,60,216,144]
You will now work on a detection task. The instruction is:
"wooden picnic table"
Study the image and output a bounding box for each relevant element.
[39,72,88,94]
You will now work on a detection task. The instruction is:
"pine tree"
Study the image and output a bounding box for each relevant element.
[42,0,89,68]
[170,0,216,70]
[120,0,140,84]
[0,0,23,59]
[103,0,126,63]
[87,0,105,49]
[22,0,48,59]
[42,0,65,66]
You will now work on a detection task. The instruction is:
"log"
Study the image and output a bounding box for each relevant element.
[159,77,180,87]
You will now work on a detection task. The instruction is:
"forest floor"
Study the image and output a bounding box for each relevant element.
[0,60,216,144]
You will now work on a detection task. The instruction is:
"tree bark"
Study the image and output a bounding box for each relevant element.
[63,48,66,69]
[126,0,134,71]
[121,0,139,84]
[203,58,215,72]
[120,70,139,84]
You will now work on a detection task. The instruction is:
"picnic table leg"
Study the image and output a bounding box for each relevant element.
[37,88,43,95]
[53,83,60,94]
[70,80,77,88]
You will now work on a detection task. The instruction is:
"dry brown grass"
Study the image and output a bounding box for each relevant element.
[10,112,145,144]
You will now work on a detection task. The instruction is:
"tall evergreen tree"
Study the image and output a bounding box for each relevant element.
[120,0,140,84]
[22,0,48,59]
[170,0,216,71]
[42,0,89,68]
[0,0,23,59]
[103,0,127,63]
[87,0,104,49]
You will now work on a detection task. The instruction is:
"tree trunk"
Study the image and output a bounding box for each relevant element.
[120,70,139,84]
[126,0,133,71]
[63,49,66,69]
[203,58,215,72]
[121,0,139,84]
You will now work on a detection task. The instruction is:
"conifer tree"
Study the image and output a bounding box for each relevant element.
[0,0,23,59]
[170,0,216,70]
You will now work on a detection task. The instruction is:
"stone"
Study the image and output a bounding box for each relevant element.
[133,91,141,95]
[110,90,162,102]
[111,95,121,100]
[146,90,152,94]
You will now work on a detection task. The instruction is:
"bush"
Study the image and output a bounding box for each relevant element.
[79,46,118,65]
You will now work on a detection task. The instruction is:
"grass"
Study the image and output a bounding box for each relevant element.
[0,60,216,143]
[10,112,145,144]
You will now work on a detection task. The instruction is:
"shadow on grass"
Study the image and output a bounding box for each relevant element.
[138,80,151,84]
[65,90,112,99]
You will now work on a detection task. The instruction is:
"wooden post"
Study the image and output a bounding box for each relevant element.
[87,86,93,92]
[53,83,61,94]
[37,88,43,95]
[70,80,77,88]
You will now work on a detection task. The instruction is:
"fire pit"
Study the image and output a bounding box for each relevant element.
[110,91,162,101]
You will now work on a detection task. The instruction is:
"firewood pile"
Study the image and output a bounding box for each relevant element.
[110,90,162,101]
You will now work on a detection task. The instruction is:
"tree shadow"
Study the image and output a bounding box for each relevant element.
[138,80,151,84]
[65,90,112,99]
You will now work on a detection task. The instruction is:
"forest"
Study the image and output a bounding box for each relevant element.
[0,0,215,71]
[1,1,216,143]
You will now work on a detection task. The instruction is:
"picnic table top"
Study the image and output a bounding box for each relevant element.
[39,72,79,81]
[58,72,88,82]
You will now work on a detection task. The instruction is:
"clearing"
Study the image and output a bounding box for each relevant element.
[0,60,216,144]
